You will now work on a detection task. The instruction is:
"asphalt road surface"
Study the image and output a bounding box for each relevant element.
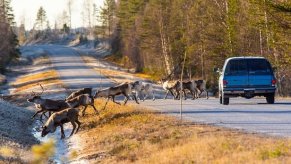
[34,44,291,138]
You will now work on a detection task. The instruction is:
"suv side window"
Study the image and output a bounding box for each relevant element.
[248,59,272,75]
[224,59,248,75]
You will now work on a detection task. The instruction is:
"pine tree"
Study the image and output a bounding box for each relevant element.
[35,6,47,31]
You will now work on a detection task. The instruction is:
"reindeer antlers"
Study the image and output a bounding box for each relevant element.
[31,83,45,96]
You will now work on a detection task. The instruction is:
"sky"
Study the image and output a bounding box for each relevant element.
[11,0,104,30]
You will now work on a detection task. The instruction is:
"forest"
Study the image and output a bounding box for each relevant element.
[100,0,291,95]
[0,0,290,95]
[0,0,20,73]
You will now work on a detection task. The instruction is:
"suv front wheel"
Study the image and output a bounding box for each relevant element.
[266,93,275,104]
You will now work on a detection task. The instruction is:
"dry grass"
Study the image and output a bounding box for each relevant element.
[11,70,61,93]
[69,99,291,163]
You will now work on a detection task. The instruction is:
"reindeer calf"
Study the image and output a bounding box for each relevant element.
[41,108,81,139]
[66,94,98,116]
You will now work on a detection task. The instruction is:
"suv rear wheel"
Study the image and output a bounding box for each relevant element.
[266,93,275,104]
[222,93,229,105]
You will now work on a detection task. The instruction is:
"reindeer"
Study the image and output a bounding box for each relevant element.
[159,79,177,99]
[27,96,69,121]
[173,80,198,100]
[41,108,81,139]
[27,84,68,122]
[94,82,139,110]
[194,80,209,99]
[66,94,98,116]
[132,81,155,101]
[65,88,92,101]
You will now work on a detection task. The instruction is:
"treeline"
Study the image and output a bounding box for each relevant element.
[101,0,291,95]
[0,0,20,72]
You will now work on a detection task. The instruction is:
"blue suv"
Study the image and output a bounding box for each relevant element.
[218,57,276,105]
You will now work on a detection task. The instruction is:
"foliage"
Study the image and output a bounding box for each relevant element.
[0,0,20,73]
[105,0,290,94]
[31,139,55,164]
[35,6,47,31]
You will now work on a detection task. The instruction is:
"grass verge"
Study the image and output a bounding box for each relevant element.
[69,99,291,163]
[11,70,61,93]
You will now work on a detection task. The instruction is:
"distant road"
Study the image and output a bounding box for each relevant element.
[33,44,291,138]
[32,44,114,90]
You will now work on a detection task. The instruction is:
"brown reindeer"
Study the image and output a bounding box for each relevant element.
[41,108,81,139]
[194,80,209,99]
[28,96,69,121]
[66,94,98,116]
[27,84,68,122]
[173,80,198,100]
[94,82,139,110]
[65,88,92,101]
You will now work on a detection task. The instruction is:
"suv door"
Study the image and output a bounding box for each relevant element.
[247,59,273,88]
[223,59,248,88]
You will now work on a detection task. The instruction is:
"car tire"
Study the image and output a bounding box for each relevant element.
[266,93,275,104]
[222,93,229,105]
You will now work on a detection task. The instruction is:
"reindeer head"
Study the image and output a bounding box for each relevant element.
[27,95,42,103]
[94,90,100,99]
[27,83,45,103]
[41,125,56,137]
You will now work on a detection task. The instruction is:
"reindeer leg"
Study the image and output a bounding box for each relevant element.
[70,121,76,137]
[184,90,187,100]
[191,91,195,100]
[75,120,81,133]
[164,90,169,99]
[123,94,129,105]
[112,96,121,105]
[152,91,155,101]
[103,98,110,110]
[90,104,99,115]
[60,125,65,139]
[82,106,88,116]
[133,94,139,104]
[31,110,44,119]
[206,90,209,99]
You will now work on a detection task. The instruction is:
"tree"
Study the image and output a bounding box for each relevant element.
[67,0,73,29]
[35,6,47,31]
[100,0,116,38]
[0,0,20,72]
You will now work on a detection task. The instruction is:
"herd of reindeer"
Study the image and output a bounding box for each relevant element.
[27,79,208,139]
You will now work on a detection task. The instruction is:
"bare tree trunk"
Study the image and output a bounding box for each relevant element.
[259,28,263,55]
[159,16,172,75]
[225,0,233,55]
[67,0,73,29]
[263,0,270,52]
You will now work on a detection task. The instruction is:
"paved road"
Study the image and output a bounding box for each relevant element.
[36,44,114,90]
[34,44,291,138]
[142,98,291,137]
